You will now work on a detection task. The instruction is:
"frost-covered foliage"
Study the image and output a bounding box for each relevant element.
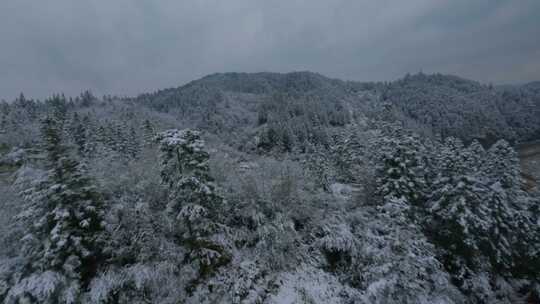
[426,138,539,279]
[427,177,515,270]
[368,128,540,302]
[351,208,464,304]
[379,73,540,144]
[155,129,231,279]
[377,133,428,206]
[1,71,540,303]
[267,265,363,304]
[425,138,539,301]
[3,116,107,303]
[88,261,189,304]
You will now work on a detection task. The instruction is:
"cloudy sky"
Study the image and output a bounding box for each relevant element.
[1,0,539,100]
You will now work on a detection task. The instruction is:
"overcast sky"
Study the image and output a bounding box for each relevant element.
[1,0,539,100]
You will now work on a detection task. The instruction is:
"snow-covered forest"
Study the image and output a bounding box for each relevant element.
[1,72,539,303]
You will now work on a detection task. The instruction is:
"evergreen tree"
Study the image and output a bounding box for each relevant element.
[80,90,95,107]
[463,139,486,174]
[113,122,127,155]
[81,114,98,158]
[434,137,468,177]
[95,124,113,158]
[46,94,68,123]
[304,144,332,192]
[141,119,155,148]
[351,208,464,304]
[427,176,495,271]
[103,121,120,155]
[376,134,428,209]
[423,136,540,299]
[5,117,106,303]
[68,113,87,157]
[126,126,140,160]
[331,127,370,184]
[155,129,230,278]
[484,140,521,192]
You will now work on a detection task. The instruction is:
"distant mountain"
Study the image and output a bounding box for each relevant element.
[379,73,540,145]
[133,71,540,146]
[134,72,367,150]
[135,71,346,110]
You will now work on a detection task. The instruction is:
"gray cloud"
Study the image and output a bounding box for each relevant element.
[1,0,539,100]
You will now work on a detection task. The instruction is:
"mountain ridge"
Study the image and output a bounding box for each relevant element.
[132,71,540,146]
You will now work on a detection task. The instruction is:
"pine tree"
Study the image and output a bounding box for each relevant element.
[462,139,486,174]
[102,121,121,155]
[113,122,127,155]
[141,119,155,148]
[46,94,68,123]
[68,113,87,157]
[427,176,493,270]
[6,116,107,303]
[424,136,540,298]
[126,126,140,159]
[376,134,428,208]
[81,114,98,158]
[424,173,538,285]
[305,145,332,192]
[434,137,467,178]
[95,124,113,158]
[484,140,521,192]
[352,207,464,304]
[80,90,95,107]
[155,129,230,278]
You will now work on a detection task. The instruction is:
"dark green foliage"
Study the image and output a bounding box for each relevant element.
[34,117,106,280]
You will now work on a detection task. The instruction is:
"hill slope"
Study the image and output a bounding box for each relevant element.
[134,72,540,147]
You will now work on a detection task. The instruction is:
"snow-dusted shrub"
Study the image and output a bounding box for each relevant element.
[88,262,190,304]
[5,271,72,304]
[349,208,464,304]
[267,266,362,304]
[317,220,357,271]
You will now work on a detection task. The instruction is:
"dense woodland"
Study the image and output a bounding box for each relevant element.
[0,72,539,303]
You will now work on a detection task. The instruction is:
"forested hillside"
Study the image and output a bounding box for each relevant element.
[136,72,540,147]
[378,74,540,145]
[0,72,539,303]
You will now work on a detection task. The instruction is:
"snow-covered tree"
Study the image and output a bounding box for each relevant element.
[484,140,521,193]
[155,129,230,278]
[4,116,107,303]
[304,144,333,192]
[141,119,156,148]
[81,114,99,158]
[427,176,498,270]
[126,126,140,159]
[67,112,87,157]
[463,139,486,173]
[376,133,428,210]
[434,137,468,177]
[421,136,540,300]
